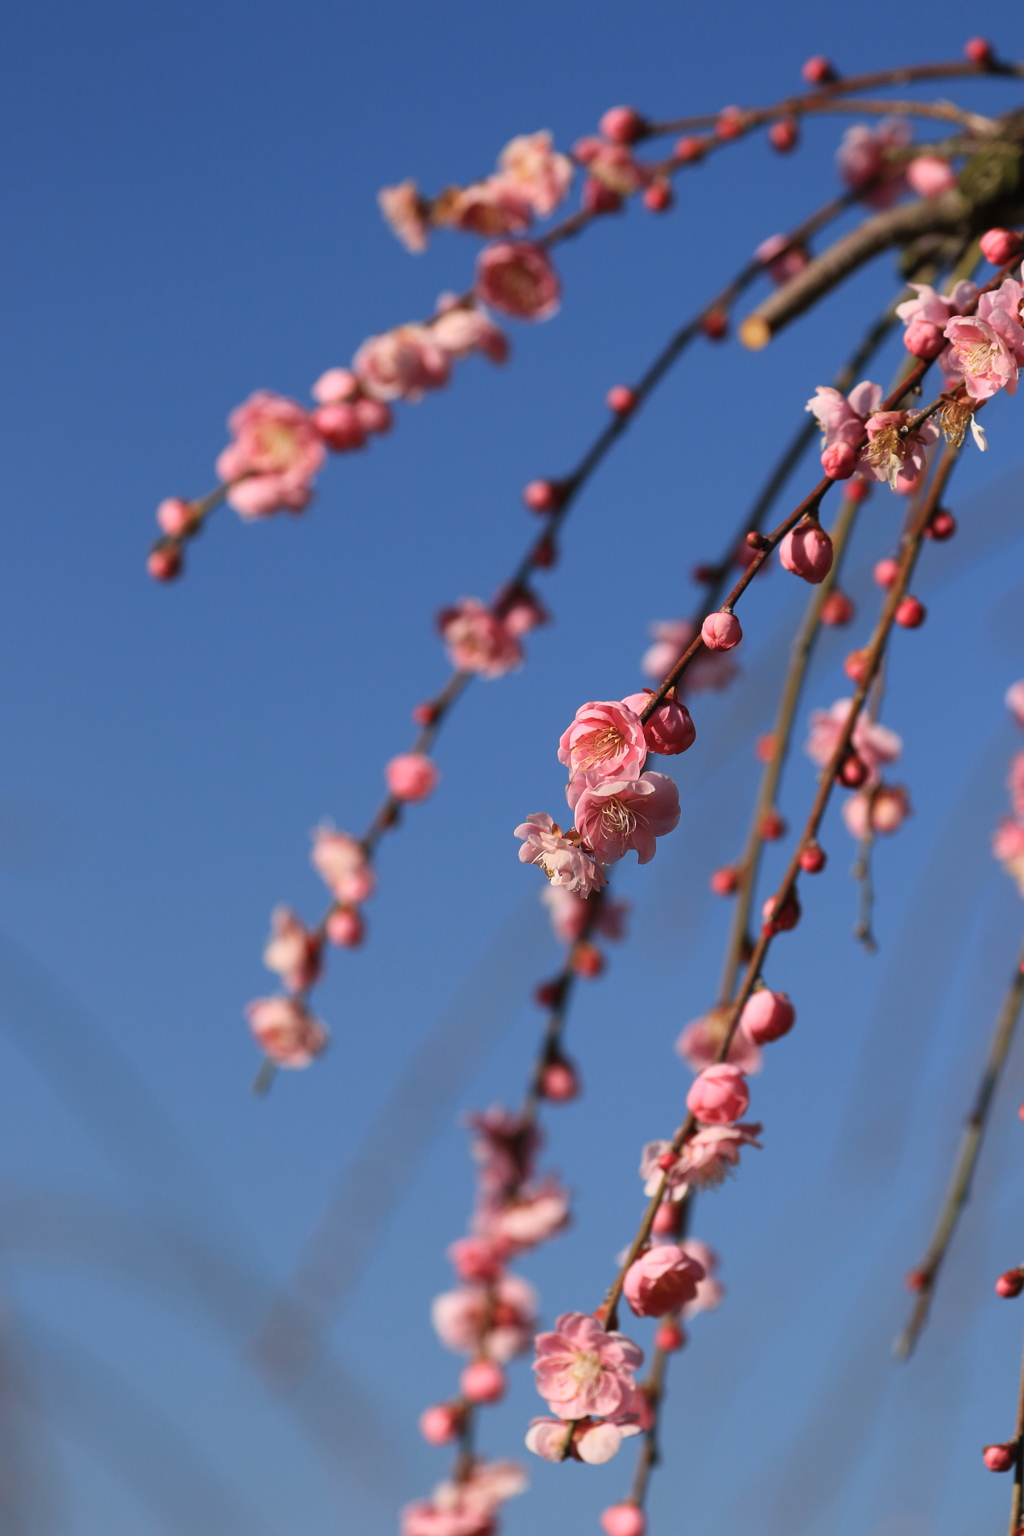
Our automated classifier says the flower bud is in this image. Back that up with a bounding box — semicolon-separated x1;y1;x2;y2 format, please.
522;478;561;514
996;1270;1024;1299
540;1059;579;1102
845;476;871;503
980;228;1022;266
838;754;869;788
821;441;856;479
326;907;364;947
716;107;745;141
710;866;739;897
741;988;795;1044
673;136;706;163
873;558;900;589
460;1359;506;1404
768;118;799;152
385;752;439;802
964;37;994;66
802;55;837;84
601;1505;646;1536
531;533;557;568
896;596;926;629
600;106;645;144
701;308;728;341
799;842;826;873
906;157;957;198
419;1404;463;1444
984;1443;1016;1473
353;397;392;434
147;544;182;582
779;521;834;583
606;385;639;416
654;1322;686;1352
904;1268;928;1293
843;648;871;684
534;978;566;1009
925;508;956;541
760;810;787;841
311;402;367;452
903;318;946;359
762;888;800;933
686;1063;750;1125
583;179;623;215
643;180;673;212
821;591;855;627
156;497;195;537
701;611;742;651
412;701;439;726
652;1200;683;1235
572;941;604;978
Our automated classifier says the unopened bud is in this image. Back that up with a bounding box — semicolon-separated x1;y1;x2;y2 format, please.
800;842;826;873
895;595;926;629
996;1270;1024;1299
710;866;739;897
572;941;604;978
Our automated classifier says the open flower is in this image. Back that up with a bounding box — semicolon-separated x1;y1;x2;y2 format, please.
862;407;940;490
532;1312;643;1420
475;241;561;320
515;813;607;896
558;700;647;782
440;177;535;237
498;130;574;216
245;996;328;1068
805;699;902;785
675;1123;763;1190
567;771;680;865
438;598;522;677
943;289;1024;401
430;299;510;364
216;392;326;517
310;826;375;903
353;325;451;402
379;179;430;252
432;1274;538;1362
675;1006;763;1074
262;906;322;992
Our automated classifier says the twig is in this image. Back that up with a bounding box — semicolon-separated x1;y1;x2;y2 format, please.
894;935;1024;1359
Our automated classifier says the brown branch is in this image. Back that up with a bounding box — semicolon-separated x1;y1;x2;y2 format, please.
894;935;1024;1359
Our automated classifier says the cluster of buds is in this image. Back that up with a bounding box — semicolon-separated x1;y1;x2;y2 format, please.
804;699;911;847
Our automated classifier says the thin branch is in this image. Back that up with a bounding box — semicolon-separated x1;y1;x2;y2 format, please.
894;935;1024;1359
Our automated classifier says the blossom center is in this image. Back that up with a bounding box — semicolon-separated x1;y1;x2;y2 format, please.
577;726;625;769
569;1350;603;1388
254;421;301;470
600;797;637;838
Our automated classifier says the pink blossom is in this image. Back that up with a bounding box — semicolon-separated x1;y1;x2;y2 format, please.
842;784;913;839
836;117;911;206
477;1176;571;1252
806;379;881;478
1007;680;1024;729
515;813;607;896
245;996;328;1069
378;180;430;252
621;691;696;755
943;293;1024;401
311;368;359;404
623;1244;705;1317
993;818;1024;894
642;619;738;696
430;301;510;364
497;131;574;217
779;521;834;583
353;326;451;402
443;177;534;237
262;906;321;992
701;611;742;651
466;1106;539;1197
805;699;902;786
568;771;680;865
532;1312;643;1420
678;1239;725;1318
558;700;647;782
675;1007;763;1074
895;279;978;330
585;143;652;196
448;1235;505;1284
386;752;439;801
216;392;326;518
674;1123;762;1190
310;826;375;903
907;155;957;197
755;233;810;286
686;1063;750;1124
438;598;522;677
541;885;629;944
739;989;795;1045
432;1274;538;1362
475;241;561;321
496;584;548;637
863;408;940;490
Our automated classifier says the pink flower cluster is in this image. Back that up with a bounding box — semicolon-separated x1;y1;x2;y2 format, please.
517;696;689;894
992;680;1024;894
401;1460;527;1536
807;380;939;491
417;1103;570;1489
379;130;574;253
527;1312;646;1463
805;699;911;843
896;265;1024;406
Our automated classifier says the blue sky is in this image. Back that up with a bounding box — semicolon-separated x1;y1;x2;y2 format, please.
2;2;1024;1532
